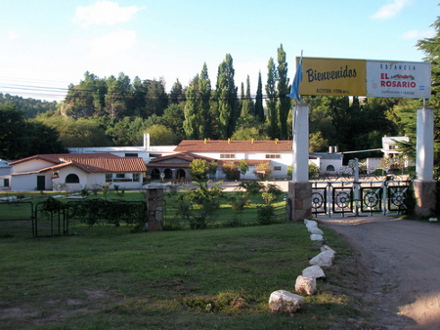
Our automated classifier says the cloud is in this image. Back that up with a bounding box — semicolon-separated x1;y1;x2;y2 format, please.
73;1;142;27
371;0;410;20
401;29;436;40
88;30;137;59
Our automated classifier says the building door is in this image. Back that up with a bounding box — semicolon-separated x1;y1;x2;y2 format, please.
37;176;45;191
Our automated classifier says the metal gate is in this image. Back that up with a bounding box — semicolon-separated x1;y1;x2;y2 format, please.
311;179;411;218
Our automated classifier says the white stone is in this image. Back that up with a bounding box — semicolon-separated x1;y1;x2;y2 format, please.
307;226;323;235
309;250;335;268
295;275;316;296
321;245;336;254
302;265;326;278
304;219;317;227
310;234;324;241
269;290;305;313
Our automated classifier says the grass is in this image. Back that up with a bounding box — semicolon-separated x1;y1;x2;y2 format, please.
0;218;361;329
0;190;287;237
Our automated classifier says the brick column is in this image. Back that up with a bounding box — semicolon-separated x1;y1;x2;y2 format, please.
145;186;164;231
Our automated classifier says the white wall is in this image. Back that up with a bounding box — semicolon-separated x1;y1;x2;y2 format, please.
10;173;53;191
12;159;54;174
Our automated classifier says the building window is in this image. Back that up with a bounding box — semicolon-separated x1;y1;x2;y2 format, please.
274;166;282;171
220;154;235;159
265;154;281;159
65;174;80;183
106;173;141;182
125;153;138;157
326;165;335;172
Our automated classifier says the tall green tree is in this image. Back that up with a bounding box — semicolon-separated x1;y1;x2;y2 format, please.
199;63;212;138
277;44;291;139
255;71;264;123
240;75;254;118
216;54;238;138
266;57;278;139
183;75;204;139
169;79;185;104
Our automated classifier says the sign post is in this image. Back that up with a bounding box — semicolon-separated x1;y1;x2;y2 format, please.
287;55;432;220
414;102;436;216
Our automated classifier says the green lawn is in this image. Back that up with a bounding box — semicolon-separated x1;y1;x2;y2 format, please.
0;189;364;328
0;217;361;329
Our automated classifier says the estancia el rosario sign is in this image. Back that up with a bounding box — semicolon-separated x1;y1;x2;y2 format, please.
366;60;430;99
298;57;431;99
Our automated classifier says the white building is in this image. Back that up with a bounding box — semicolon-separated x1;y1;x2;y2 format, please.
7;153;146;192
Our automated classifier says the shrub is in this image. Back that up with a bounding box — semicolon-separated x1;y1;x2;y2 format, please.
237;181;264;196
257;205;275;225
221;162;240;181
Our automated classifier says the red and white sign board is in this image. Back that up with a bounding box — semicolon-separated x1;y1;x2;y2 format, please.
366;60;431;99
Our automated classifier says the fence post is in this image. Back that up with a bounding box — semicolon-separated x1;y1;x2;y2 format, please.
145;185;164;231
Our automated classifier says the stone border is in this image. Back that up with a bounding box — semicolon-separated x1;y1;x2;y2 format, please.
269;219;336;313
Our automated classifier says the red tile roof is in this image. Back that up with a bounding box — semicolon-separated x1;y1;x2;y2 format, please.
41;158;146;173
10;153;146;173
9;153;120;166
174;140;292;152
148;152;216;164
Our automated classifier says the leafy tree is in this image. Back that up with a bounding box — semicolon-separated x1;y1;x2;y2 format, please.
277;44;291;139
106;116;149;146
0;93;57;119
237;160;249;176
144;78;168;117
37;115;110;148
309;162;320;179
231;127;268;140
221;162;240;181
254;162;272;180
145;124;179;145
0;105;65;159
266;57;278;139
104;74;130;119
62;71;107;118
189;159;207;181
161;104;185;139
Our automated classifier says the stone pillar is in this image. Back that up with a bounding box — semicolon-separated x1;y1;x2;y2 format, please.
288;181;312;221
289;104;312;221
145;186;164;231
414;106;436;217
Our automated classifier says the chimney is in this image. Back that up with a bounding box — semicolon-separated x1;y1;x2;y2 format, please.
228;138;231;144
143;133;150;151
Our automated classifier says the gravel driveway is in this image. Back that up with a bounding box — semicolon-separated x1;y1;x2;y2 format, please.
320;216;440;329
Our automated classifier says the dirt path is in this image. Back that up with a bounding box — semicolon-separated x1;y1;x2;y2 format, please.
320;216;440;329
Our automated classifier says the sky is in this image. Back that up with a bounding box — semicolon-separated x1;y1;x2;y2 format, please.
0;0;438;101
